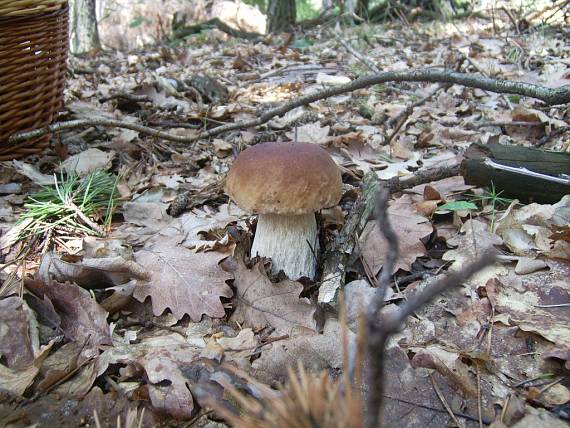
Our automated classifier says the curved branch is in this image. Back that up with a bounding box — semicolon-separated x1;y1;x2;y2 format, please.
7;118;199;145
200;68;570;139
8;68;570;145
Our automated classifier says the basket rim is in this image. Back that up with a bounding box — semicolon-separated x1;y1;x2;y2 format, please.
0;0;66;17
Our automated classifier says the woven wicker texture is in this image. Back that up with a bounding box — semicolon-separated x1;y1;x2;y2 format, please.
0;0;66;17
0;5;68;160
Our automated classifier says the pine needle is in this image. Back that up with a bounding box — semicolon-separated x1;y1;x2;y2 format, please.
18;170;120;241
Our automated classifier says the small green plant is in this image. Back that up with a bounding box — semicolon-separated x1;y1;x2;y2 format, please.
435;200;478;214
129;16;150;28
505;46;522;64
508;95;521;104
377;153;394;163
19;170;120;240
469;183;515;231
290;37;313;49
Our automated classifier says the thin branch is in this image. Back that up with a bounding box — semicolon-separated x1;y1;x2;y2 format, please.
385;82;447;144
536;125;570;147
430;374;465;428
98;93;152;104
384;395;492;424
9;68;570;145
386;164;461;194
65;201;105;236
476;363;483;428
385;251;496;330
333;31;381;73
199;68;570;139
318;172;379;304
364;189;497;428
470;120;544;129
373;187;399;302
8;118;200;145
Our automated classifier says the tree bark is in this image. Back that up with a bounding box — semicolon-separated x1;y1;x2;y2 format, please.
267;0;296;33
461;142;570;204
69;0;101;55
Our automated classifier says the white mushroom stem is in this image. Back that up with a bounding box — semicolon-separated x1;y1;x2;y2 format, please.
251;213;318;279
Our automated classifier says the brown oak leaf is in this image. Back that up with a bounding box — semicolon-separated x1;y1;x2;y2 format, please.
133;236;233;321
360;195;433;274
223;259;317;334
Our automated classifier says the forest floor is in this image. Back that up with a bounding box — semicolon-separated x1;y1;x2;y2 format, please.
1;11;569;428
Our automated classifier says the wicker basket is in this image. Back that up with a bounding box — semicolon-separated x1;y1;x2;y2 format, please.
0;0;66;17
0;2;68;160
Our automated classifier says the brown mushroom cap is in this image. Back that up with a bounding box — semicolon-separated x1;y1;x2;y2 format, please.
226;142;342;215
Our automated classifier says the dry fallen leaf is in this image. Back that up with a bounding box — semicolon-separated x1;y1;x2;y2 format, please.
25;279;112;351
410;175;473;201
496;197;570;261
382;345;493;427
285;122;330;144
0;362;43;396
61;148;115;176
38;251;149;289
251;317;351;384
138;349;195;419
217;328;258;363
223;258;317;334
0;298;53;396
486;270;570;347
410;344;478;397
0;298;54;396
133;236;233;321
442;219;504;288
360;195;433;275
0;297;37;370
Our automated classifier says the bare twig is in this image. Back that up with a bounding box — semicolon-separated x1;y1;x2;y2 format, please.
66;201;105;236
542;0;570;24
386;164;461;193
385;395;491;424
223;334;289;353
386;55;468;143
9;68;570;146
200;68;569;140
333;31;381;73
476;363;483;428
364;188;496;428
98;93;152;104
455;49;514;109
373;187;399;301
318;172;379;304
8;118;200;145
430;374;465;428
536;125;570;147
387;83;448;130
470;120;545;129
146;121;201;129
527;0;570;23
500;394;511;423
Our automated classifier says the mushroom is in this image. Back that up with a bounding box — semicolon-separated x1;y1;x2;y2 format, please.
225;142;342;279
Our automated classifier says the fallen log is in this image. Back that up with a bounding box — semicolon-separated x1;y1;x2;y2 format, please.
461;142;570;204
